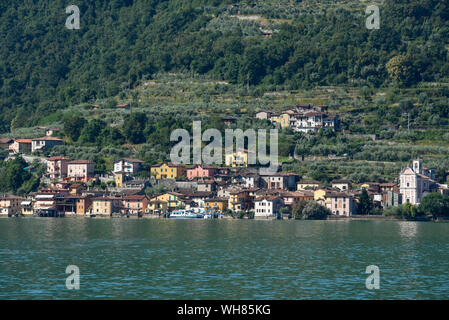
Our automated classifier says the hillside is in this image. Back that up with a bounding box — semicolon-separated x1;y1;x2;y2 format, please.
1;0;449;133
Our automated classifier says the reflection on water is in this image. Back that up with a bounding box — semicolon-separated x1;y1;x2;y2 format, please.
0;218;448;299
399;222;418;240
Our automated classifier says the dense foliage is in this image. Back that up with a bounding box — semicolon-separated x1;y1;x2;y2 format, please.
1;0;448;133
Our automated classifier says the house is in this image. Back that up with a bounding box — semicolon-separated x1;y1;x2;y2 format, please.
9;139;32;154
69;183;84;195
74;195;93;215
197;181;217;192
67;160;95;181
91;197;122;216
151;163;185;180
326;192;356;216
32;193;58;216
260;172;299;191
113;158;144;174
225;149;250;168
177;190;213;208
204;198;228;212
187;164;216;180
122;195;149;215
31;137;63;153
254;196;284;218
281;191;314;207
0;138;13;150
255;111;274;120
152;192;185;210
331;179;352;191
0;196;23;215
21;200;33;215
297;180;322;191
148;199;168;215
228;189;251;211
46;157;70;179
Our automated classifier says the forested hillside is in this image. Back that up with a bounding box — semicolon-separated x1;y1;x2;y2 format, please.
1;0;448;133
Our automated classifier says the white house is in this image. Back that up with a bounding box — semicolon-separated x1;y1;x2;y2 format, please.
254;196;284;218
113;158;144;174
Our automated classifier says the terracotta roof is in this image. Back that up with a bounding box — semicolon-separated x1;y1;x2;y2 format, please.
32;137;63;141
15;139;32;143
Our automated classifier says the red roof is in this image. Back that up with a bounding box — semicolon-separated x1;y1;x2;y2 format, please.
48;157;69;161
15;139;32;143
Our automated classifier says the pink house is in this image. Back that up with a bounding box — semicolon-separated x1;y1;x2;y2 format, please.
326;192;355;216
47;157;70;179
186;164;216;180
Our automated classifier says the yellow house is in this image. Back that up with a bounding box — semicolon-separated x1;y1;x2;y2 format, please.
205;198;228;212
314;189;331;206
21;200;33;215
115;172;124;188
152;192;184;209
148;200;168;214
297;180;322;191
270;112;291;129
151;163;185;180
91;197;121;216
278;113;291;129
225;150;249;168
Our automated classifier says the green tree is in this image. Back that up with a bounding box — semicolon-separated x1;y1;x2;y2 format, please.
358;188;373;215
418;193;449;219
64;115;87;141
122;113;148;144
301;201;330;220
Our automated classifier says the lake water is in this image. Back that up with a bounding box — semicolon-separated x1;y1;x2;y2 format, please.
0;217;448;299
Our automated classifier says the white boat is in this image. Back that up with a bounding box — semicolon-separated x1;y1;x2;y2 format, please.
169;209;203;219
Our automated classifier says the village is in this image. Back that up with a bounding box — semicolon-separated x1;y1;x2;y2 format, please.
0;104;448;219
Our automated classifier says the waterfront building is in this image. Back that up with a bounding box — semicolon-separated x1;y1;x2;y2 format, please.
122;195;149;215
204;198;228;212
91;197;122;216
21;200;33;215
326;192;355;216
254;196;284;218
148;200;168;215
0;196;24;215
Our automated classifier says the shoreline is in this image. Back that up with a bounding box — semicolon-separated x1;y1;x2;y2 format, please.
1;214;446;223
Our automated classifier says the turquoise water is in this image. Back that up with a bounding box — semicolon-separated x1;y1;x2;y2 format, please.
0;218;448;299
